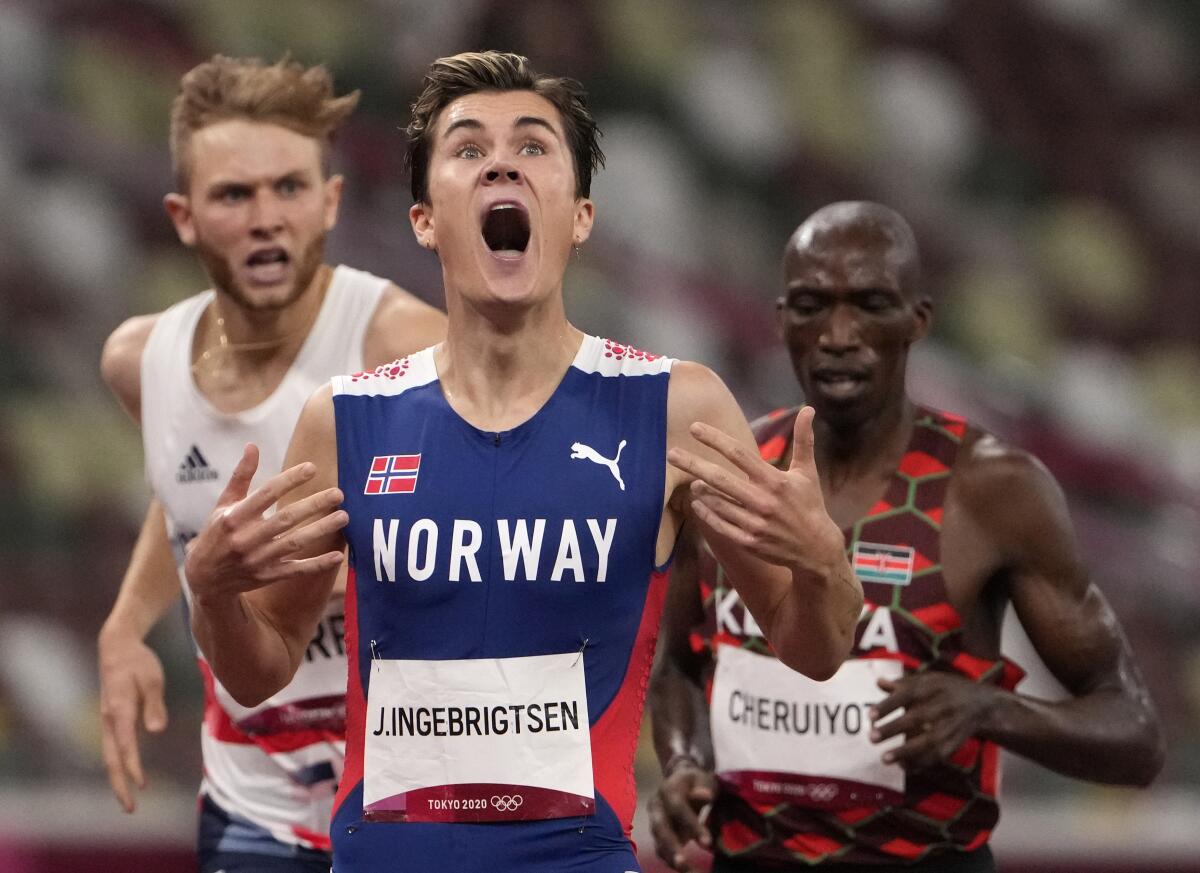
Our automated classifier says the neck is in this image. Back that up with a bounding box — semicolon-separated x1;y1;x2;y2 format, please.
814;396;916;488
435;288;581;428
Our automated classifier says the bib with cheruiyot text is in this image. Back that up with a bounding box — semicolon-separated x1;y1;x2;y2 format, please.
363;652;595;823
710;645;905;810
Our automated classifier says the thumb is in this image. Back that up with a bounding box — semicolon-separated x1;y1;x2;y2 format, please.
143;689;168;733
788;406;817;475
215;443;260;508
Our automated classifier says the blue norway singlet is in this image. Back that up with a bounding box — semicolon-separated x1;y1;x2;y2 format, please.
330;335;675;872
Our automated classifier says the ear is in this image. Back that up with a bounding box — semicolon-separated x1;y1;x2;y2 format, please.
163;193;196;247
775;296;788;340
910;295;933;343
409;200;436;252
323;174;344;232
571;198;595;246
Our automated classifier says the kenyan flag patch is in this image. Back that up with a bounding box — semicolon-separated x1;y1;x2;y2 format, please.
852;542;915;586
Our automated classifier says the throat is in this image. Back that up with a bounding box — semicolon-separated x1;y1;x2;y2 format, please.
435;326;583;432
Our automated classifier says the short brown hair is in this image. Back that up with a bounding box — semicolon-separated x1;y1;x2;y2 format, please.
169;55;360;189
405;51;604;204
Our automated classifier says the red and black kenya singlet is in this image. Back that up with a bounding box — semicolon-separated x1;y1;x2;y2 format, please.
693;406;1024;866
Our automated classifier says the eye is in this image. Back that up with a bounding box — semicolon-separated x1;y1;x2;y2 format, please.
217;187;249;204
456;143;483;159
859;292;896;313
276;177;303;197
520;141;546;156
786;294;824;316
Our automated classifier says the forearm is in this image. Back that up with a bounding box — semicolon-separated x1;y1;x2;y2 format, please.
190;593;300;707
100;500;182;644
759;551;861;680
649;659;713;773
982;687;1164;786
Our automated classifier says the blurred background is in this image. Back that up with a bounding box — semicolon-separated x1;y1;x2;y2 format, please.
0;0;1197;870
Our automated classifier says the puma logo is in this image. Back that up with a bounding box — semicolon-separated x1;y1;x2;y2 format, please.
570;440;627;491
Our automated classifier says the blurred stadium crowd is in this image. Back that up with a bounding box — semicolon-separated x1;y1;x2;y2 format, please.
0;0;1198;865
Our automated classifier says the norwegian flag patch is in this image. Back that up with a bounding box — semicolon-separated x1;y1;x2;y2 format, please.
852;541;915;586
364;454;421;495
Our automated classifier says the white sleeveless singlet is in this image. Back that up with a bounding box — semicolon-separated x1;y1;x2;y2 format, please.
141;265;387;853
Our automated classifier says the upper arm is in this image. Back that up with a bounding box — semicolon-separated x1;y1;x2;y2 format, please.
100;314;158;423
249;384;343;645
665;361;757;513
362;284;447;369
960;441;1140;697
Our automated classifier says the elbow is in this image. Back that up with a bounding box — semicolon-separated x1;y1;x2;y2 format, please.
778;643;847;682
222;671;287;709
1130;723;1167;788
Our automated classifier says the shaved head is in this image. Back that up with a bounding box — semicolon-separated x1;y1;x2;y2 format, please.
786;201;922;295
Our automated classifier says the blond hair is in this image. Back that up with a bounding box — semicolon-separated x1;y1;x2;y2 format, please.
169;55;360;188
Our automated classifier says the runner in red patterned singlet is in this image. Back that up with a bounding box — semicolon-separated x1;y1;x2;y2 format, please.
648;201;1164;872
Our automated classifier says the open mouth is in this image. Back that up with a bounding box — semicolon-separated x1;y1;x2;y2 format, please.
812;367;869;398
481;204;530;257
244;246;290;284
247;246;289;268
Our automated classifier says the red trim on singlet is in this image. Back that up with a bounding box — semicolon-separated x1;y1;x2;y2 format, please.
291;824;333;852
589;567;670;842
197;660;254;746
196;660;342;753
334;565;365;818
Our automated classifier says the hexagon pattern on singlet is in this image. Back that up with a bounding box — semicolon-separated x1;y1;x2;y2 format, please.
693;407;1024;867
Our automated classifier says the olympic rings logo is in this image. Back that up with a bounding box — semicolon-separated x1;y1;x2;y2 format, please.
490;794;524;812
805;783;839;803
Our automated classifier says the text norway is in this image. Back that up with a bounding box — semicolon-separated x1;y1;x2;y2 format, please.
373;518;618;583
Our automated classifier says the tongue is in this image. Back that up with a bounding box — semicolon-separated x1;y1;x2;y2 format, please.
483;208;529;255
246;256;289;284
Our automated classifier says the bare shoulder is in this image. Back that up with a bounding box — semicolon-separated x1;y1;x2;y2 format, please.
666;360;740;428
283;383;339;494
952;431;1072;553
100;313;160;421
363;283;447;368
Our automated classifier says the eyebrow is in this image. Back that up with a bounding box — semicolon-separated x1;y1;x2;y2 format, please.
441;115;562;141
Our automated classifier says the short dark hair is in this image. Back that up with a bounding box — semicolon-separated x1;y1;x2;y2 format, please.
405;51;604;204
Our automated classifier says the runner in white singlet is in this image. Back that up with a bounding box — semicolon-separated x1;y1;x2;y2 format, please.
97;56;445;873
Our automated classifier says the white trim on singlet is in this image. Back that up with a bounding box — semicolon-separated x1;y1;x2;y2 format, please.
332;334;673;399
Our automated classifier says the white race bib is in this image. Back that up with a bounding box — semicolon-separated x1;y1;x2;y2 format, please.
363;652;595;823
711;645;905;810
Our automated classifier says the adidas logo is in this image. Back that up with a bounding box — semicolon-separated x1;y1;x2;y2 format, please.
176;445;219;484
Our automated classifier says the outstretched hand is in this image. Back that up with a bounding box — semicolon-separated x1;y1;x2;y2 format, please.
183;444;348;605
667;407;842;571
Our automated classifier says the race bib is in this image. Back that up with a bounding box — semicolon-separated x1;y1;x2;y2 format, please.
363;652;595;823
711;645;905;810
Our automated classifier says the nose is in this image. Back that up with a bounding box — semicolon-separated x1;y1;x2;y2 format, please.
483;159;522;185
818;302;861;354
249;190;284;238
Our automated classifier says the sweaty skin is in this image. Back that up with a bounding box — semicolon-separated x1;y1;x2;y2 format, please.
647;201;1164;872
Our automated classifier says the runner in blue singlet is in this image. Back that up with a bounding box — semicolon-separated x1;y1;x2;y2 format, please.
177;51;866;873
